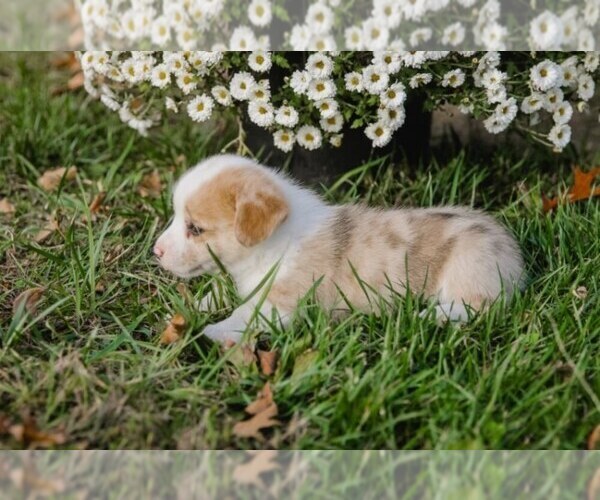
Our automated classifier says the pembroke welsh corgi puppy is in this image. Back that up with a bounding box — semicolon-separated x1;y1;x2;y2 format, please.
154;155;524;343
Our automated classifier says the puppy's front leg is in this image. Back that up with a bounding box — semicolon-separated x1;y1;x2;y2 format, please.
202;301;289;344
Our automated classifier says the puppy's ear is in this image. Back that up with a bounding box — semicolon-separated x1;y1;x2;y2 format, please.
234;172;289;247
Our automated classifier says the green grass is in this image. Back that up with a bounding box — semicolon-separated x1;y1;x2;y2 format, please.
0;54;599;450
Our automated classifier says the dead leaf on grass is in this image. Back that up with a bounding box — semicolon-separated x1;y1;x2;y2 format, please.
138;170;163;198
33;217;60;243
160;313;186;345
227;343;258;369
257;349;279;376
9;462;66;496
232;450;279;488
37;167;77;192
12;287;45;316
0;198;16;217
573;286;588;300
9;416;66;449
89;192;106;215
543;166;600;212
233;382;280;440
588;425;600;450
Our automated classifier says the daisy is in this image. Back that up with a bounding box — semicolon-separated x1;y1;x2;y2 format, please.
486;85;507;104
289;70;310;95
543;87;564;111
297;125;323;150
553;101;573;125
305;3;334;34
362;18;390;51
248;101;274;127
441;69;466;88
101;94;121;111
560;57;579;89
362;65;390;94
344;72;364;92
409;28;433;47
165;52;189;75
530;10;563;50
380;82;406;108
248;0;272;27
483;114;508;134
121;58;144;83
344;26;364;50
481;68;506;90
165;97;178;113
365;121;393;148
307;78;336;100
330;134;344;148
409;73;432;88
495;97;518;124
275;106;299;128
230;72;256;100
520;93;544;114
577;74;595;101
250;81;271;102
151;16;171;46
441;22;466;46
290;24;310;50
176;72;197;94
306;53;334;79
530;61;563;91
372;52;402;74
584;52;599;72
273;130;295;152
187;95;214;122
320;113;344;133
378;106;406;129
548;123;571;150
372;0;402;29
229;26;257;51
248;51;272;73
316;98;339;119
211;85;233;106
150;64;171;89
308;35;337;51
401;51;427;68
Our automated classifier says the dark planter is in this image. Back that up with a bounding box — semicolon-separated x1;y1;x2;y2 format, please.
245;94;432;186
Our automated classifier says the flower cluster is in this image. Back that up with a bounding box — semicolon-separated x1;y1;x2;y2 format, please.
78;0;600;51
81;50;600;152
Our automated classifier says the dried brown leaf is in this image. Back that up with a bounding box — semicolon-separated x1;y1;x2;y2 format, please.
68;28;84;49
37;166;77;192
138;170;163;198
34;217;59;243
227;343;258;369
233;383;280;440
160;313;186;345
257;349;279;376
10;466;66;496
0;198;16;216
68;72;85;91
573;286;588;300
13;287;45;316
232;450;279;488
9;416;66;449
588;468;600;500
543;166;600;212
245;382;274;415
588;425;600;450
89;192;106;214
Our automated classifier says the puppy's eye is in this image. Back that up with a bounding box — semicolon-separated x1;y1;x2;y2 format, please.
186;223;205;237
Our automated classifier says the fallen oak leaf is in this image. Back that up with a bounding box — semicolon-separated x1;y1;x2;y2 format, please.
257;349;279;376
233;382;280;440
138;170;163;198
226;343;258;369
33;217;60;243
37;166;77;192
9;416;66;449
588;424;600;450
89;192;106;214
160;313;186;345
0;198;16;216
543;166;600;212
245;381;274;415
232;450;279;489
12;287;45;316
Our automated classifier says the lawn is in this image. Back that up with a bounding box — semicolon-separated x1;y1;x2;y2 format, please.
0;53;599;450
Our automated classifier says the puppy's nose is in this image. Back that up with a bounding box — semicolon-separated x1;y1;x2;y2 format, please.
153;244;165;258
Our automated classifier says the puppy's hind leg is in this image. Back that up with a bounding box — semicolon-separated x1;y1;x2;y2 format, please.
419;302;472;326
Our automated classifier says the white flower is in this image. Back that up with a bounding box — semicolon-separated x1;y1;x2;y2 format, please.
544;87;564;112
275;106;299;127
211;85;233;106
481;68;506;90
486;85;507;104
101;94;121;111
441;69;466;88
230;26;257;51
553;101;573;125
187;95;214;122
409;28;432;47
441;22;466;46
560;57;579;89
248;100;274;127
248;51;272;72
577;73;595;101
307;78;336;100
230;72;256;100
530;61;563;91
560;6;579;46
297;125;323;150
316;98;339;119
481;22;508;50
273;129;295;152
251;80;271;102
578;29;595;51
402;0;428;21
372;0;402;29
584;52;600;72
121;58;144;83
409;73;432;88
330;134;344;148
362;65;390;94
248;0;272;27
290;70;310;95
377;106;406;129
548;123;571;150
521;93;544;114
345;26;364;50
530;11;563;50
372;51;402;74
362;18;390;51
306;53;334;78
305;3;334;34
290;24;310;50
380;82;406;107
165;52;189;75
165;97;178;113
176;72;197;94
344;72;363;92
401;52;427;68
494;97;518;124
308;34;337;51
365;121;393;148
583;0;600;26
483;114;508;134
320;113;344;133
151;16;171;46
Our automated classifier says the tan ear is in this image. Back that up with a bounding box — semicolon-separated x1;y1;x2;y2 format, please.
234;172;289;247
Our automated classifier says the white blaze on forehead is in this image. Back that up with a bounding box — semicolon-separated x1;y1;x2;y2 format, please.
172;154;258;213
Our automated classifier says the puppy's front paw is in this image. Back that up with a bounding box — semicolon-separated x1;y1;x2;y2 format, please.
202;322;242;344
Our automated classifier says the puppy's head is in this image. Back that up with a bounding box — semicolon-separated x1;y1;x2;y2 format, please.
154;156;289;279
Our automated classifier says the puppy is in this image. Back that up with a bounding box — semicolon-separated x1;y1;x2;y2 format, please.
154;155;525;343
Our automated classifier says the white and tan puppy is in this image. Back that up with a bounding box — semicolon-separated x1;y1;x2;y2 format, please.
154;155;525;343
